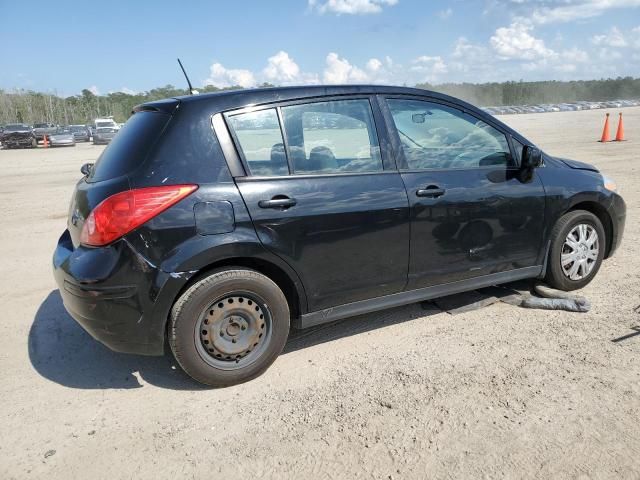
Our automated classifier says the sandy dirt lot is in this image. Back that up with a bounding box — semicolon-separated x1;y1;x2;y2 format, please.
1;108;639;479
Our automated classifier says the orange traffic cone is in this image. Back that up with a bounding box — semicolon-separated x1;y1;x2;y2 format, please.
614;112;626;141
599;113;611;142
43;134;49;148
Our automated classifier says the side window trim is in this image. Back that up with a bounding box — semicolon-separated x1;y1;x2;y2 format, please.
211;113;246;177
221;95;393;178
275;107;294;174
379;95;518;172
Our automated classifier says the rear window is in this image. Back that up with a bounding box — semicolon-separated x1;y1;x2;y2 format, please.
88;111;170;183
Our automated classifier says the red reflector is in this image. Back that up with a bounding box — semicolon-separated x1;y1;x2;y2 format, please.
80;184;198;246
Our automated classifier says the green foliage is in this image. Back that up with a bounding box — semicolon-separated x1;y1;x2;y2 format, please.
0;84;243;125
1;77;639;126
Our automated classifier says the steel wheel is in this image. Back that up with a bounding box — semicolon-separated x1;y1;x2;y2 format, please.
194;293;272;371
561;223;599;280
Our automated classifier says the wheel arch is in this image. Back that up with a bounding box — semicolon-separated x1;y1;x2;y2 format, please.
566;201;614;258
164;256;307;340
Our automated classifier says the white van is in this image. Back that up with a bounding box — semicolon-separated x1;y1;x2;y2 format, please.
94;117;119;130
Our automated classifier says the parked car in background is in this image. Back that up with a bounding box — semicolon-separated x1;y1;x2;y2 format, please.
33;122;57;141
49;127;76;147
70;125;91;142
94;117;119;130
1;123;37;148
52;85;626;387
92;126;117;144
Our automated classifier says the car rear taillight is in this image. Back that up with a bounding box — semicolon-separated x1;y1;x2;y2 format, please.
80;184;198;247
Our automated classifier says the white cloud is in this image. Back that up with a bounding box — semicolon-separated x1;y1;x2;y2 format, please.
120;87;137;95
437;7;453;19
410;56;448;83
592;26;627;47
632;26;640;48
598;47;623;59
323;52;371;83
263;51;301;83
205;63;256;88
309;0;398;15
504;0;640;25
262;51;320;85
561;47;589;62
87;85;100;95
452;37;488;60
490;22;556;60
366;58;383;72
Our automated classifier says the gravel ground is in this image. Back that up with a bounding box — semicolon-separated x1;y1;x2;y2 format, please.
1;108;639;479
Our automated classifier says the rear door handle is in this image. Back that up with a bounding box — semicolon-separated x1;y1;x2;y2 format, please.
416;186;446;198
258;197;297;209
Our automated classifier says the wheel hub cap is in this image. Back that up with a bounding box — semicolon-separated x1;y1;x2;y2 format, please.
197;295;269;367
561;223;599;281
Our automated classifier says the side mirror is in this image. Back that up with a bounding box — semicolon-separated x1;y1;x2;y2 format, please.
80;163;94;176
521;145;543;169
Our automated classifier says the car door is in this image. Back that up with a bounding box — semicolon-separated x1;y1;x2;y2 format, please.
379;96;546;290
224;97;410;312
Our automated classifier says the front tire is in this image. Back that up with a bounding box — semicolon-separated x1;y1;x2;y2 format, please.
545;210;605;291
169;268;290;387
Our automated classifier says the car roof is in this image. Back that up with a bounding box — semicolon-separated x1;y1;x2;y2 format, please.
177;84;458;106
137;84;481;115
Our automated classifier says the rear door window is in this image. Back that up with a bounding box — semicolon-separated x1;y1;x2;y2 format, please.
281;99;382;174
226;108;288;176
88;111;170;182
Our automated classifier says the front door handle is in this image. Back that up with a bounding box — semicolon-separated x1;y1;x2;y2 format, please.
416;185;446;198
258;197;297;209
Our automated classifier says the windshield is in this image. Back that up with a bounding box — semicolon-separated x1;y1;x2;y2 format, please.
97;127;116;133
96;121;115;128
70;126;86;132
54;128;72;134
5;124;30;131
33;123;48;128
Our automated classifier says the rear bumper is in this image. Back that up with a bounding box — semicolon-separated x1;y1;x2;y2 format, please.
52;230;191;355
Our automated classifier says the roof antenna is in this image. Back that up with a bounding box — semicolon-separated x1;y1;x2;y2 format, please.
177;58;198;95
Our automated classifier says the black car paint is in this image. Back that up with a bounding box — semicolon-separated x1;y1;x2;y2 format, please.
52;85;626;356
1;125;36;148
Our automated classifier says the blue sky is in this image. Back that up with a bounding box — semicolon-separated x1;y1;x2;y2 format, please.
1;0;639;95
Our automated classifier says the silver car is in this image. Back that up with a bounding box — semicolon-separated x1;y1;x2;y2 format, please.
49;127;76;147
93;127;117;145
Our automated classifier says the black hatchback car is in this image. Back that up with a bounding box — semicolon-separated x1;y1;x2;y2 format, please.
53;85;625;386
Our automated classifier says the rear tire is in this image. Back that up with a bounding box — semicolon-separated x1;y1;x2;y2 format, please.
545;210;605;291
169;268;290;387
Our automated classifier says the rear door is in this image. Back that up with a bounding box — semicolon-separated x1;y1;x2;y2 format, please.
225;97;410;312
379;96;546;289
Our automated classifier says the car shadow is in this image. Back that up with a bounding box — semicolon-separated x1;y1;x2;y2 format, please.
29;290;206;390
29;290;452;390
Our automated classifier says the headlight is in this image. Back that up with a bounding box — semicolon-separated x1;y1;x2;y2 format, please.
602;175;617;192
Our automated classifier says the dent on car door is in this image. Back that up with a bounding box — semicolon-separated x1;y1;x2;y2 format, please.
380;96;546;289
225;98;410;312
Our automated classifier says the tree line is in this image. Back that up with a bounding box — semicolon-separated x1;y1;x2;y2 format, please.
416;76;640;107
1;77;639;126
